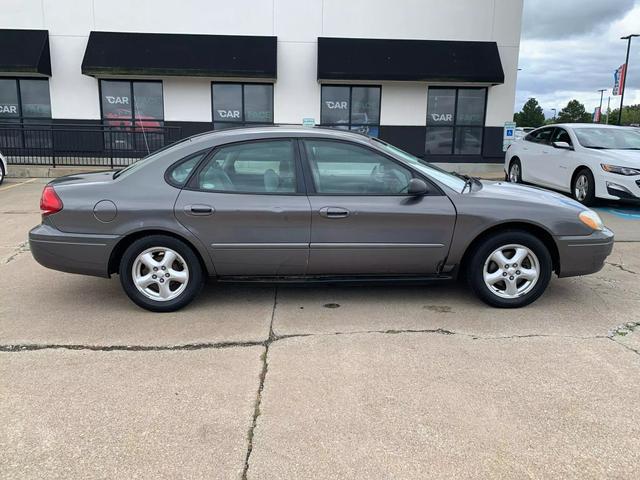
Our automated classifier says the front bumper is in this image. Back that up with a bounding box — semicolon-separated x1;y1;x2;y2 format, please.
555;228;615;278
29;223;119;278
596;172;640;201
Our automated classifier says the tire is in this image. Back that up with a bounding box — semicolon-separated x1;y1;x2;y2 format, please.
508;159;522;183
0;163;4;186
119;235;204;312
571;168;596;206
467;231;552;308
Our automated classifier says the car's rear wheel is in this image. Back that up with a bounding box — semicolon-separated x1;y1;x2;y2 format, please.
467;231;552;308
0;163;4;185
572;168;596;206
508;159;522;183
119;235;204;312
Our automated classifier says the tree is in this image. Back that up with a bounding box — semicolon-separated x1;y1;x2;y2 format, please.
556;99;592;123
513;98;545;128
607;104;640;125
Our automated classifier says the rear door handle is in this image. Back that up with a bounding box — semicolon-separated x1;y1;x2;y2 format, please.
185;204;214;216
319;206;350;219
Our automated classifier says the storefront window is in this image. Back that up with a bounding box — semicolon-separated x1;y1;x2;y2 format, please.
426;87;486;156
100;80;164;151
321;85;381;137
212;83;273;128
0;78;51;149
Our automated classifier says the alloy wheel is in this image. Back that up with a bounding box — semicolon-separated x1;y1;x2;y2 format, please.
482;244;540;299
574;174;589;202
131;247;189;301
509;163;520;182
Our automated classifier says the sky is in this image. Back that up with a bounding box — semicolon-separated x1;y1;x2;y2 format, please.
516;0;640;118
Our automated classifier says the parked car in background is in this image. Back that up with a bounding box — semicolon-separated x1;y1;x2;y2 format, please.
514;127;534;140
0;150;7;185
506;124;640;205
30;126;613;312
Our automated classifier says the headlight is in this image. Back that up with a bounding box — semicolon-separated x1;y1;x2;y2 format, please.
578;210;604;231
601;164;640;176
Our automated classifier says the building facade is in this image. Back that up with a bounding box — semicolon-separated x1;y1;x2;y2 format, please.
0;0;523;165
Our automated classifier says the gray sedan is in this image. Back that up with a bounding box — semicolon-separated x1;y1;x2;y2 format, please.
30;126;614;311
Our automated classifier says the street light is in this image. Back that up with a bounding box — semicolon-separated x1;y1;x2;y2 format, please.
618;34;639;125
597;89;606;123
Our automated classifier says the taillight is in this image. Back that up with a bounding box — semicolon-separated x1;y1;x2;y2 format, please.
40;185;63;216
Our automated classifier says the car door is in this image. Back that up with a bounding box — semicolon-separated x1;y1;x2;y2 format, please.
520;127;554;185
538;127;574;192
174;138;311;276
300;138;456;275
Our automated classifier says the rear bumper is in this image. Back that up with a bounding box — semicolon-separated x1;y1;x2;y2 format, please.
555;228;615;278
29;224;119;278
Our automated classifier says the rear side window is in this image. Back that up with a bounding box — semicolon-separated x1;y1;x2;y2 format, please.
166;151;208;187
193;139;297;194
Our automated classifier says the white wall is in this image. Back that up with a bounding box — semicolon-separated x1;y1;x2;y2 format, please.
0;0;523;127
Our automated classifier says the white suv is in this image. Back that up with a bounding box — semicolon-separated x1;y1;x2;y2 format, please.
505;123;640;205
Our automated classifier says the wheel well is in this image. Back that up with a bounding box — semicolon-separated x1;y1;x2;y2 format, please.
459;222;560;275
108;229;208;276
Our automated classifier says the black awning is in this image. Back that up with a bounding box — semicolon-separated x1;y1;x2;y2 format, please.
82;31;277;78
0;29;51;76
318;37;504;84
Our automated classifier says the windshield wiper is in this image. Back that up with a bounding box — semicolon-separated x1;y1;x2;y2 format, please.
452;172;475;193
112;168;124;179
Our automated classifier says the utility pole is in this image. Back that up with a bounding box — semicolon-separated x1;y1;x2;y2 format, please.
597;89;606;123
618;34;639;125
606;96;611;124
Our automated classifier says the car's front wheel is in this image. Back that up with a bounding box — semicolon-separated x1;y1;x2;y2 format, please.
467;231;552;308
119;235;204;312
508;159;522;183
0;163;4;185
572;168;596;206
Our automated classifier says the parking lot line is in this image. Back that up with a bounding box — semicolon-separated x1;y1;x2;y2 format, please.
0;178;38;192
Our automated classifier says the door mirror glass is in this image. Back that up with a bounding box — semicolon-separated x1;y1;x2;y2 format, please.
407;178;428;196
552;141;572;150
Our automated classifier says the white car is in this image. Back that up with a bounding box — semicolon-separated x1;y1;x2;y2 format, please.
0;151;6;186
505;123;640;205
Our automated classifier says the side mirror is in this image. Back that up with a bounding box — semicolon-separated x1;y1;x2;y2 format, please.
552;141;573;150
407;178;428;196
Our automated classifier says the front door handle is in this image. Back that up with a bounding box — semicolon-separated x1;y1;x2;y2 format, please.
185;204;214;216
319;206;350;219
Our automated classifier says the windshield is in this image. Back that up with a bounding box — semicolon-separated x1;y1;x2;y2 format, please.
573;127;640;150
373;139;467;192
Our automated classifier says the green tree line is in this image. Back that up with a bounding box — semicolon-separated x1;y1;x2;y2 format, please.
513;98;640;127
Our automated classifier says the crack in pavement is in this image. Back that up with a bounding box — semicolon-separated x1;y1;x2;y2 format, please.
242;286;277;480
0;328;620;353
605;261;638;275
2;241;30;265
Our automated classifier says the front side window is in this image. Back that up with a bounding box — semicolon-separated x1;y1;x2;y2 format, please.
551;128;572;146
321;85;381;137
426;88;486;155
303;139;412;195
211;83;273;129
194;140;296;193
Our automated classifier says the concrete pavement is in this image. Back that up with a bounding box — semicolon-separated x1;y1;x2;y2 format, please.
1;177;639;479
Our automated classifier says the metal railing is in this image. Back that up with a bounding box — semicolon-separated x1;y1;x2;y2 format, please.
0;122;183;168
